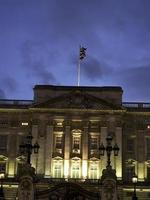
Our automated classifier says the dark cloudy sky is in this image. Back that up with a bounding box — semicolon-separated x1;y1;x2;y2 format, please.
0;0;150;102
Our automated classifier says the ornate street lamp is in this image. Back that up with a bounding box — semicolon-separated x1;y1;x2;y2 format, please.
132;173;138;200
19;131;40;165
0;173;4;200
99;134;119;168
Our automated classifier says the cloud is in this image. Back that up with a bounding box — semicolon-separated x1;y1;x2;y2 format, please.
82;57;112;81
0;89;6;99
21;40;58;84
31;61;56;84
1;0;150;100
116;66;150;101
1;77;18;92
0;77;17;99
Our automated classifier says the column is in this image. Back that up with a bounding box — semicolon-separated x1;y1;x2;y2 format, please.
64;121;71;179
7;132;16;177
82;123;88;179
44;124;54;177
115;127;122;180
137;131;145;181
100;127;107;176
36;122;45;175
31;125;38;171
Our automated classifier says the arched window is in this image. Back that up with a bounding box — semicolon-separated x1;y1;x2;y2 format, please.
125;159;136;182
71;158;81;179
89;160;99;179
52;157;63;178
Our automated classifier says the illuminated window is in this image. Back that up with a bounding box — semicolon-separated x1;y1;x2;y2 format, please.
72;130;81;154
56;122;63;126
0;135;7;152
71;159;80;178
55;136;62;149
72;137;81;153
54;164;61;178
53;160;63;178
89;162;98;179
73;137;80;149
21;122;28;126
91;137;98;150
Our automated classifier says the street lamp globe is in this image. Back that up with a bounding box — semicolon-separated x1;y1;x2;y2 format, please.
113;143;120;156
132;174;138;184
0;173;4;180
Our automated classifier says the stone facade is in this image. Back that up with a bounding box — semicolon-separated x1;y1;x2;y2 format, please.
0;85;149;199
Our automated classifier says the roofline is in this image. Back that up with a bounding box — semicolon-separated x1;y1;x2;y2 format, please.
33;85;123;92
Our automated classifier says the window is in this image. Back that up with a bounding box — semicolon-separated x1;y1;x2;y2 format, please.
126;166;135;182
0;163;6;173
53;160;63;178
73;137;80;149
127;138;135;152
71;159;80;178
91;137;98;150
72;137;80;153
0;135;7;152
55;136;62;149
89;162;98;179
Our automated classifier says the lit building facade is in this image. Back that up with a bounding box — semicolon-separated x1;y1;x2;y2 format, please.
0;85;150;199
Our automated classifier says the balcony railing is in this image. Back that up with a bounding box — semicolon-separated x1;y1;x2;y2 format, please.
122;102;150;109
0;99;33;106
0;99;150;109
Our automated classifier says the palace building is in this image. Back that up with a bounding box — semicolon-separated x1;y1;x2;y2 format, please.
0;84;150;199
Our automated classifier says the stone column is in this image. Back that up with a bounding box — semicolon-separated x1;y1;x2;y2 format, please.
7;132;16;177
137;131;145;181
82;122;89;179
64;121;71;179
45;124;54;177
115;127;122;180
36;121;45;175
100;127;108;177
31;125;38;171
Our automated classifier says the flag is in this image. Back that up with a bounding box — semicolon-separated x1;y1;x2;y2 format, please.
80;46;86;60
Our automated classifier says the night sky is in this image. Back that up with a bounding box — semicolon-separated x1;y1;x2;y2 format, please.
0;0;150;102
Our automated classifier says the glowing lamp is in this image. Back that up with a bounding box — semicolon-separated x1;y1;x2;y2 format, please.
113;143;120;156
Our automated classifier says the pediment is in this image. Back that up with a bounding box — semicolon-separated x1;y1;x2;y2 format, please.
32;90;122;110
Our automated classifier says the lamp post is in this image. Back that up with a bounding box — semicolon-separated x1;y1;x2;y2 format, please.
19;131;40;165
99;134;119;168
132;173;138;200
0;173;4;200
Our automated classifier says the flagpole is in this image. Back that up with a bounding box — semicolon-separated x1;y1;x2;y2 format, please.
77;45;86;87
77;55;81;86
